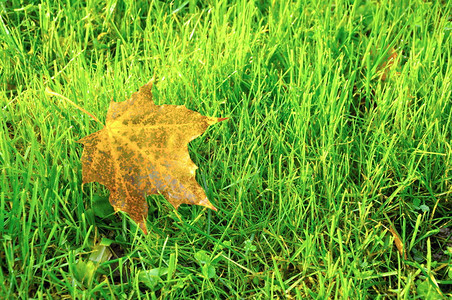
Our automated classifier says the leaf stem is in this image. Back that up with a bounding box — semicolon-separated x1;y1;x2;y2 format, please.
45;87;103;125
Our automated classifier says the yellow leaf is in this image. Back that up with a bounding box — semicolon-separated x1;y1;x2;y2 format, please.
78;82;226;234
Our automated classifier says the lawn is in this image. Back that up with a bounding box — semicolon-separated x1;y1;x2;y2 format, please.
1;0;451;298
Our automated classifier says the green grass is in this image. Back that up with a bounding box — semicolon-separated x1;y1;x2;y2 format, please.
1;0;451;298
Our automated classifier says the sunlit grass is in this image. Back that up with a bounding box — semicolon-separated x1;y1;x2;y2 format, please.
1;0;451;298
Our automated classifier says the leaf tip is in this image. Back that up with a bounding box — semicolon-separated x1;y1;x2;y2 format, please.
201;199;217;212
206;116;228;126
140;81;154;93
138;221;148;235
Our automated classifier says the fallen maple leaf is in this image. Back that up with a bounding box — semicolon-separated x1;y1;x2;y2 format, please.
78;82;226;234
